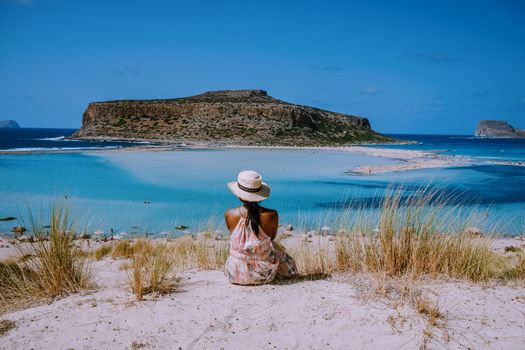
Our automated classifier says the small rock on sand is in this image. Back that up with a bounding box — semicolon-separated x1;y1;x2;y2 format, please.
464;226;482;236
11;226;26;234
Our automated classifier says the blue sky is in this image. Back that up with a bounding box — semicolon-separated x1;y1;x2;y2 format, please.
1;0;524;134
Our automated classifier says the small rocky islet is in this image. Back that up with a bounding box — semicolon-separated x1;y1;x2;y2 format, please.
475;120;525;138
72;89;395;146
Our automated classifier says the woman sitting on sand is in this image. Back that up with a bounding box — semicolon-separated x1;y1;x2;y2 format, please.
224;170;298;285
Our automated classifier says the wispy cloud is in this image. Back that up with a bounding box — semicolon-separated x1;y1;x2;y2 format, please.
401;52;460;63
110;66;141;75
427;102;447;108
466;90;489;98
360;87;382;95
520;97;525;103
308;62;343;72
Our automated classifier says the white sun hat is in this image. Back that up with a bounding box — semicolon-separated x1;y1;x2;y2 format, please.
228;170;270;202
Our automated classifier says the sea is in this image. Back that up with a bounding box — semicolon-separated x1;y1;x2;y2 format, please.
1;128;524;236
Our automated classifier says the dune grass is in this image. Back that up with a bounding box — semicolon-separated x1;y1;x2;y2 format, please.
90;235;227;300
128;239;180;301
89;185;522;284
0;207;93;311
290;187;520;282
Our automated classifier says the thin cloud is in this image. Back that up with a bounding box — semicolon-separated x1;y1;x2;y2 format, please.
520;97;525;103
401;52;460;63
308;62;343;72
110;66;141;75
360;87;382;95
427;102;447;108
467;90;489;98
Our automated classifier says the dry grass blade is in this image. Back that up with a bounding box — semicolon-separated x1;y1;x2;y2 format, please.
128;240;180;301
327;187;516;282
0;319;16;336
0;206;93;311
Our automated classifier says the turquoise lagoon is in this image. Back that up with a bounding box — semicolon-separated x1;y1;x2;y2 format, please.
1;146;524;236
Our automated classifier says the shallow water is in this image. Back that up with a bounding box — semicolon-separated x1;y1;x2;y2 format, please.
1;145;524;235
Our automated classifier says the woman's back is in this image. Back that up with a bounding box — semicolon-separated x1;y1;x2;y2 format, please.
224;170;298;285
224;206;278;239
225;207;280;285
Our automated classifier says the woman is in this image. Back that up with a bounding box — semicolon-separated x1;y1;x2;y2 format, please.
224;170;298;285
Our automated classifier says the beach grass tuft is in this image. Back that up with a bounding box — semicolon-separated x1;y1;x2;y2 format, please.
0;206;93;311
128;239;179;301
111;240;134;259
93;245;112;260
292;187;519;282
0;319;16;336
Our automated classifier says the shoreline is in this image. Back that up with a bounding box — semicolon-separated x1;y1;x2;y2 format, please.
0;139;472;176
0;138;522;176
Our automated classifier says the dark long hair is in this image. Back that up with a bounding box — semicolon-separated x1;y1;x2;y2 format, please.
243;201;261;236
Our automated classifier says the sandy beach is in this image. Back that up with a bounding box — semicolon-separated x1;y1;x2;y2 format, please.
1;235;524;350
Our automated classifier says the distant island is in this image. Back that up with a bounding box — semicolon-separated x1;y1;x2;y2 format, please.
0;120;20;128
72;90;394;146
475;120;525;138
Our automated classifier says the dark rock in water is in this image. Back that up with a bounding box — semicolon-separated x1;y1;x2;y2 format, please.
72;89;395;146
475;120;525;138
11;226;26;234
0;217;16;221
0;120;20;128
175;225;189;230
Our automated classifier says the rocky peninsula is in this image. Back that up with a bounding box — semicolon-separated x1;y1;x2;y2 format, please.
0;120;20;128
73;90;393;146
475;120;525;138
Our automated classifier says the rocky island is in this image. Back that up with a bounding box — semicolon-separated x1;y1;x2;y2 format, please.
475;120;525;138
0;120;20;128
73;90;393;146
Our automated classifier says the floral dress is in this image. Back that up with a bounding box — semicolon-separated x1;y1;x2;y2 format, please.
225;216;298;285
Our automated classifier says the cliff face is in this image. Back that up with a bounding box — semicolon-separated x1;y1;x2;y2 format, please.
0;120;20;128
475;120;525;138
73;90;393;146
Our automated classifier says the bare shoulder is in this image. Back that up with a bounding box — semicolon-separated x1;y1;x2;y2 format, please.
259;206;277;216
224;207;240;231
224;207;239;219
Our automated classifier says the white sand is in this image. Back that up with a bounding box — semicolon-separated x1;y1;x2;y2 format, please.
1;237;525;349
336;146;470;175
